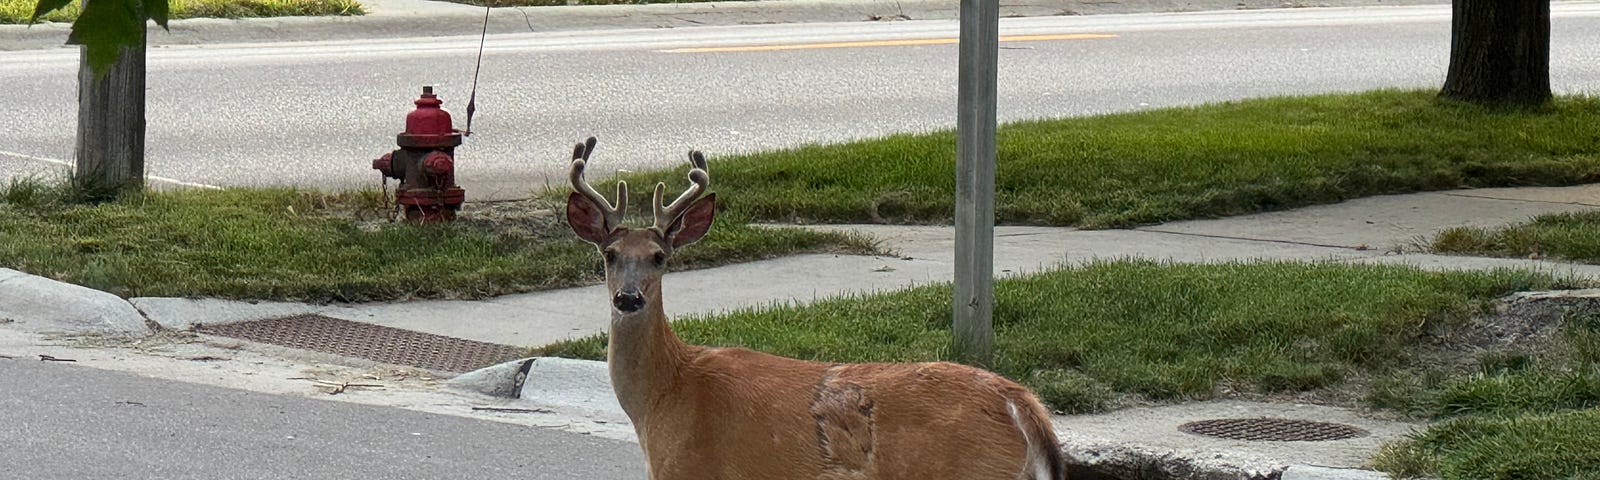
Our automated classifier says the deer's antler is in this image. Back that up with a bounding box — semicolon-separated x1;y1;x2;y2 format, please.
653;150;710;231
569;137;627;231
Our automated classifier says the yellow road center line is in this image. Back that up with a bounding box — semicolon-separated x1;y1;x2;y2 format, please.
662;33;1116;53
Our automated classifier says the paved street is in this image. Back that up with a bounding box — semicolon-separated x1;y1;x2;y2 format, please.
0;358;645;479
5;3;1598;198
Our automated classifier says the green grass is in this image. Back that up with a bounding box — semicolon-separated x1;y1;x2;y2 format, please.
1369;304;1600;479
3;0;363;24
535;260;1570;414
1433;210;1600;263
1374;409;1600;480
1368;364;1600;421
1367;308;1600;418
587;90;1600;228
0;181;875;302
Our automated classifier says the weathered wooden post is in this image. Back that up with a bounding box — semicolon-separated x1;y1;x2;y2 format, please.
953;0;999;366
74;0;148;197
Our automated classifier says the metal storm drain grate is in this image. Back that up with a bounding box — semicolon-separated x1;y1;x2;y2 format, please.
1178;418;1368;442
196;314;524;373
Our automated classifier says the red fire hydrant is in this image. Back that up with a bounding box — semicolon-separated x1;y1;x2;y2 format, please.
372;86;466;223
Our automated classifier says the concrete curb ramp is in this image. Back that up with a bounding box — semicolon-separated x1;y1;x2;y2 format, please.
0;268;149;337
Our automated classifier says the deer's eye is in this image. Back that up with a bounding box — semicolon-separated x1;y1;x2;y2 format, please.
603;250;618;264
653;252;667;266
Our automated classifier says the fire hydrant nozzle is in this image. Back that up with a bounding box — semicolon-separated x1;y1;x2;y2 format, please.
373;86;467;223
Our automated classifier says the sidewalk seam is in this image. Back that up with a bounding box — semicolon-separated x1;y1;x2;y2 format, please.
1132;227;1365;251
1441;191;1600;208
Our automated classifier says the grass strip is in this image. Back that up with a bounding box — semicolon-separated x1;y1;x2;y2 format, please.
1432;210;1600;263
593;90;1600;228
1370;305;1600;479
534;260;1571;414
1374;409;1600;480
3;0;363;24
0;182;875;302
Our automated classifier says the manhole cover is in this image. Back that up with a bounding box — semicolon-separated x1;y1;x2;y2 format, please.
197;314;524;373
1178;418;1367;442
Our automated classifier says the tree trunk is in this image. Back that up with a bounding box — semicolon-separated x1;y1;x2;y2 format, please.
1439;0;1551;106
75;37;146;198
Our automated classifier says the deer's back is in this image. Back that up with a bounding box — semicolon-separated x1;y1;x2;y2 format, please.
641;347;1048;480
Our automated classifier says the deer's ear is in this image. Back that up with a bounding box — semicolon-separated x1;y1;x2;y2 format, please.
567;192;610;245
666;193;716;248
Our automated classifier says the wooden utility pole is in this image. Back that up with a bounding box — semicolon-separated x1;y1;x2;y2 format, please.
75;20;147;197
953;0;999;366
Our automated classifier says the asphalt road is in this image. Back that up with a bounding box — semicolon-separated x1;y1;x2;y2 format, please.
0;359;645;479
3;3;1599;198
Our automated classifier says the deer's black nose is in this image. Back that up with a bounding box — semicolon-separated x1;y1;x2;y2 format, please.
613;289;646;313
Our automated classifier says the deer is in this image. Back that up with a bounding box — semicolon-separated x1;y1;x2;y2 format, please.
563;137;1066;480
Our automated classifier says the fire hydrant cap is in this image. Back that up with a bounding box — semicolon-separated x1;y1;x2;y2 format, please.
399;86;462;148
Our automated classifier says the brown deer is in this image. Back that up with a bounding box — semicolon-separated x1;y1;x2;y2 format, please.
563;137;1066;480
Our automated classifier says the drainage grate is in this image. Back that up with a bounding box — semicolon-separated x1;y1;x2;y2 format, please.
1178;418;1367;442
197;314;524;373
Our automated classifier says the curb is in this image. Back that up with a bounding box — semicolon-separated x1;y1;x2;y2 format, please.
132;297;325;330
448;356;635;428
0;268;150;337
1055;400;1414;480
518;357;626;415
1282;465;1394;480
446;356;534;397
2;0;1069;51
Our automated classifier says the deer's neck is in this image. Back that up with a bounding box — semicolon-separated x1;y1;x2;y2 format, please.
607;296;690;429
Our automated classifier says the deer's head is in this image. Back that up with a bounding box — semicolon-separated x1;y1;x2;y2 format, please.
566;137;716;316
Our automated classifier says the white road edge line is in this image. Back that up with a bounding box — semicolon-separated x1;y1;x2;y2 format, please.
0;150;223;190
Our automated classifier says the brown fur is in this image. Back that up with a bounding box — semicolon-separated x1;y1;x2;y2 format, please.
566;144;1065;480
617;326;1064;480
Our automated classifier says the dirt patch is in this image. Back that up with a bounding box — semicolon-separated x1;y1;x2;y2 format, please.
1409;290;1583;374
455;198;563;241
351;197;564;240
1199;290;1594;415
1480;289;1600;364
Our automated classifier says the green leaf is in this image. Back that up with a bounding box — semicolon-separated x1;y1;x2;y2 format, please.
67;0;143;74
30;0;75;24
144;0;167;29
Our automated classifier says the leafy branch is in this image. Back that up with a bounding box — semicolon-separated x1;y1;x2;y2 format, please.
31;0;168;72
